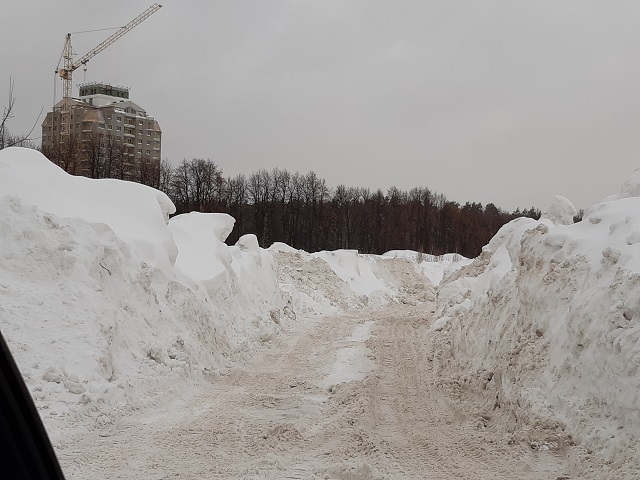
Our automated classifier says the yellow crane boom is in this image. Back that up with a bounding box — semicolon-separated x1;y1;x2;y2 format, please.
56;3;162;139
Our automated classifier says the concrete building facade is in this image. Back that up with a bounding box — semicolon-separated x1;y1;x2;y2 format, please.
41;83;161;183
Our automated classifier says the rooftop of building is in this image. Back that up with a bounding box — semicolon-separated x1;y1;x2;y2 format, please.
78;82;130;99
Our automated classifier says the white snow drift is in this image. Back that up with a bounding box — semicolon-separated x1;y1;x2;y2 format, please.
0;148;291;437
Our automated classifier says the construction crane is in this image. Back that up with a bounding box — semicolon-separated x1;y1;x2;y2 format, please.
55;3;162;140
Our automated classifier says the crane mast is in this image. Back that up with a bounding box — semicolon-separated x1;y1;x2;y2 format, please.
56;3;162;140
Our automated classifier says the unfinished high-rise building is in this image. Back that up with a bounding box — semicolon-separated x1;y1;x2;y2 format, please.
41;83;162;185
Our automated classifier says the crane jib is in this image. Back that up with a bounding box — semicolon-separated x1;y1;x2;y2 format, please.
56;3;162;139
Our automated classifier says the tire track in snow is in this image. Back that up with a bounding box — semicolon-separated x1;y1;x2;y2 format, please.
55;305;574;479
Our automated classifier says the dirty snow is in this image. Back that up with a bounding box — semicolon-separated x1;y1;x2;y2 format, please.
383;250;472;286
434;172;640;479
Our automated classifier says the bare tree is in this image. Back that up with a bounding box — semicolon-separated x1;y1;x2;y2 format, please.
272;168;292;240
247;169;273;244
332;184;358;249
102;137;124;179
0;77;41;150
158;158;173;193
85;135;106;178
187;159;223;212
41;136;83;174
225;173;248;243
170;159;192;213
137;156;161;188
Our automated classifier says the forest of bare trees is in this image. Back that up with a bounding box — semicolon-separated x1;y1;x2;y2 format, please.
160;159;541;258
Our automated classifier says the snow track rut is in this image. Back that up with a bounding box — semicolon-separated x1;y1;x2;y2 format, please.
56;305;573;479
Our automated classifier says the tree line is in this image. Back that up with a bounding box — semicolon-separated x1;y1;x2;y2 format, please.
161;158;541;258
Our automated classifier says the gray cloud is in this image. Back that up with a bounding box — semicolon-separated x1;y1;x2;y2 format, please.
2;0;640;211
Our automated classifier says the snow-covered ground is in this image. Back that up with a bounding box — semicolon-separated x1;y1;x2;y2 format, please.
0;147;449;445
2;147;639;478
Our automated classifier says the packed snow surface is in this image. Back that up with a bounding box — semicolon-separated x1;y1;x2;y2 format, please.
319;320;375;389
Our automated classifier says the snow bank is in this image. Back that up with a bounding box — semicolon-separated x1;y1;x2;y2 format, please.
383;250;471;286
0;147;438;443
270;246;436;316
313;250;392;297
434;172;640;478
0;148;289;437
0;147;177;269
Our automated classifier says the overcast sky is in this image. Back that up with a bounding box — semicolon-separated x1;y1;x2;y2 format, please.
2;1;640;211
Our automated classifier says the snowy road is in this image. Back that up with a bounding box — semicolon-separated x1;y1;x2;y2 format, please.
56;304;573;479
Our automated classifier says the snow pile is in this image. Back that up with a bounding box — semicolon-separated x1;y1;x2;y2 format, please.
0;148;289;436
539;195;577;225
0;147;176;269
169;213;286;332
271;247;436;316
383;250;472;286
0;147;439;442
615;166;640;200
433;183;640;478
314;250;391;297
